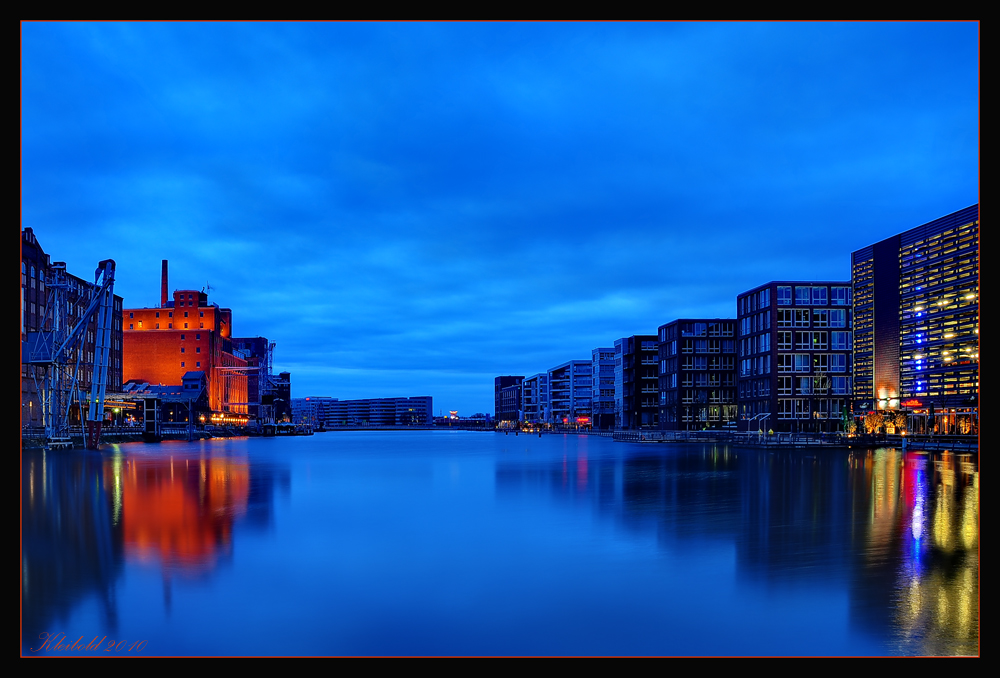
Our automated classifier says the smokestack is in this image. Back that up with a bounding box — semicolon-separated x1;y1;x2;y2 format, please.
161;260;168;308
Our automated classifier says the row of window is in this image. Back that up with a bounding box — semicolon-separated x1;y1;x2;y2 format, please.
776;354;849;373
775;285;851;306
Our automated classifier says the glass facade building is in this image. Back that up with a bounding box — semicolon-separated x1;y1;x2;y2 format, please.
852;204;978;434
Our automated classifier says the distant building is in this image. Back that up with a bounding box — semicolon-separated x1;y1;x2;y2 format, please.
322;396;433;427
291;396;337;429
494;376;524;423
851;205;978;434
737;281;854;433
613;336;658;429
591;347;616;430
21;228;124;428
122;261;247;416
658;319;737;431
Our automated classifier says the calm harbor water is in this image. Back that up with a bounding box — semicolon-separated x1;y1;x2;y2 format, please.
22;431;978;656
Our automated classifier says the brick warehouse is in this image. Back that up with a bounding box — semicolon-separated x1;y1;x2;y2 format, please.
122;261;248;417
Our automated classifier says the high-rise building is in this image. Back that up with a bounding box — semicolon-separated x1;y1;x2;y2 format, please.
657;319;737;431
737;281;854;433
851;205;979;434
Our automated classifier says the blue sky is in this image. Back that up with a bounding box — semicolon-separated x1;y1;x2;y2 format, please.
21;21;979;415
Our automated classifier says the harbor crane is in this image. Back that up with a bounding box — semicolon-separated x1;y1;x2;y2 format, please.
23;259;117;449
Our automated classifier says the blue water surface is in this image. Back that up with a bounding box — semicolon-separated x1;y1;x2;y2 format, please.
21;431;978;656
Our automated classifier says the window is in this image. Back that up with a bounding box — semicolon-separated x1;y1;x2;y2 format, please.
181;362;185;367
795;287;811;305
184;323;188;329
778;286;792;305
129;312;133;318
129;324;133;330
832;287;851;305
778;310;793;327
811;287;828;305
794;310;810;327
138;321;143;328
184;311;189;317
180;334;185;340
831;331;851;351
155;312;160;318
830;310;847;328
794;354;810;372
832;376;850;395
812;332;828;350
181;347;185;353
196;362;201;367
169;312;173;317
196;347;200;353
778;331;792;350
200;311;204;317
155;323;159;329
812;310;829;327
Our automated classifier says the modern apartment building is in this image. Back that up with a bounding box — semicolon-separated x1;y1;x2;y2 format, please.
613;336;658;429
521;373;549;424
591;347;616;430
658;319;737;431
737;281;854;433
852;204;979;434
494;375;524;423
547;360;592;426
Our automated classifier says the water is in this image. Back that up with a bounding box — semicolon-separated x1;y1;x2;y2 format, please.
21;431;979;656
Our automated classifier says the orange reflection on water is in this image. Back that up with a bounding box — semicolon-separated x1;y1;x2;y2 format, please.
107;454;250;575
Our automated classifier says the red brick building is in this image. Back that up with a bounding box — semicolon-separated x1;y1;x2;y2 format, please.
123;263;247;415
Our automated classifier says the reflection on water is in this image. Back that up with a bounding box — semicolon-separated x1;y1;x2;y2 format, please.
21;434;977;656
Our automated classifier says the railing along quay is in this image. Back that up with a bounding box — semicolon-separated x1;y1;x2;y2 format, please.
607;430;978;451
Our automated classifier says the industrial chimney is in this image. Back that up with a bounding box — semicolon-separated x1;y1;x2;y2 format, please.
161;260;168;307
